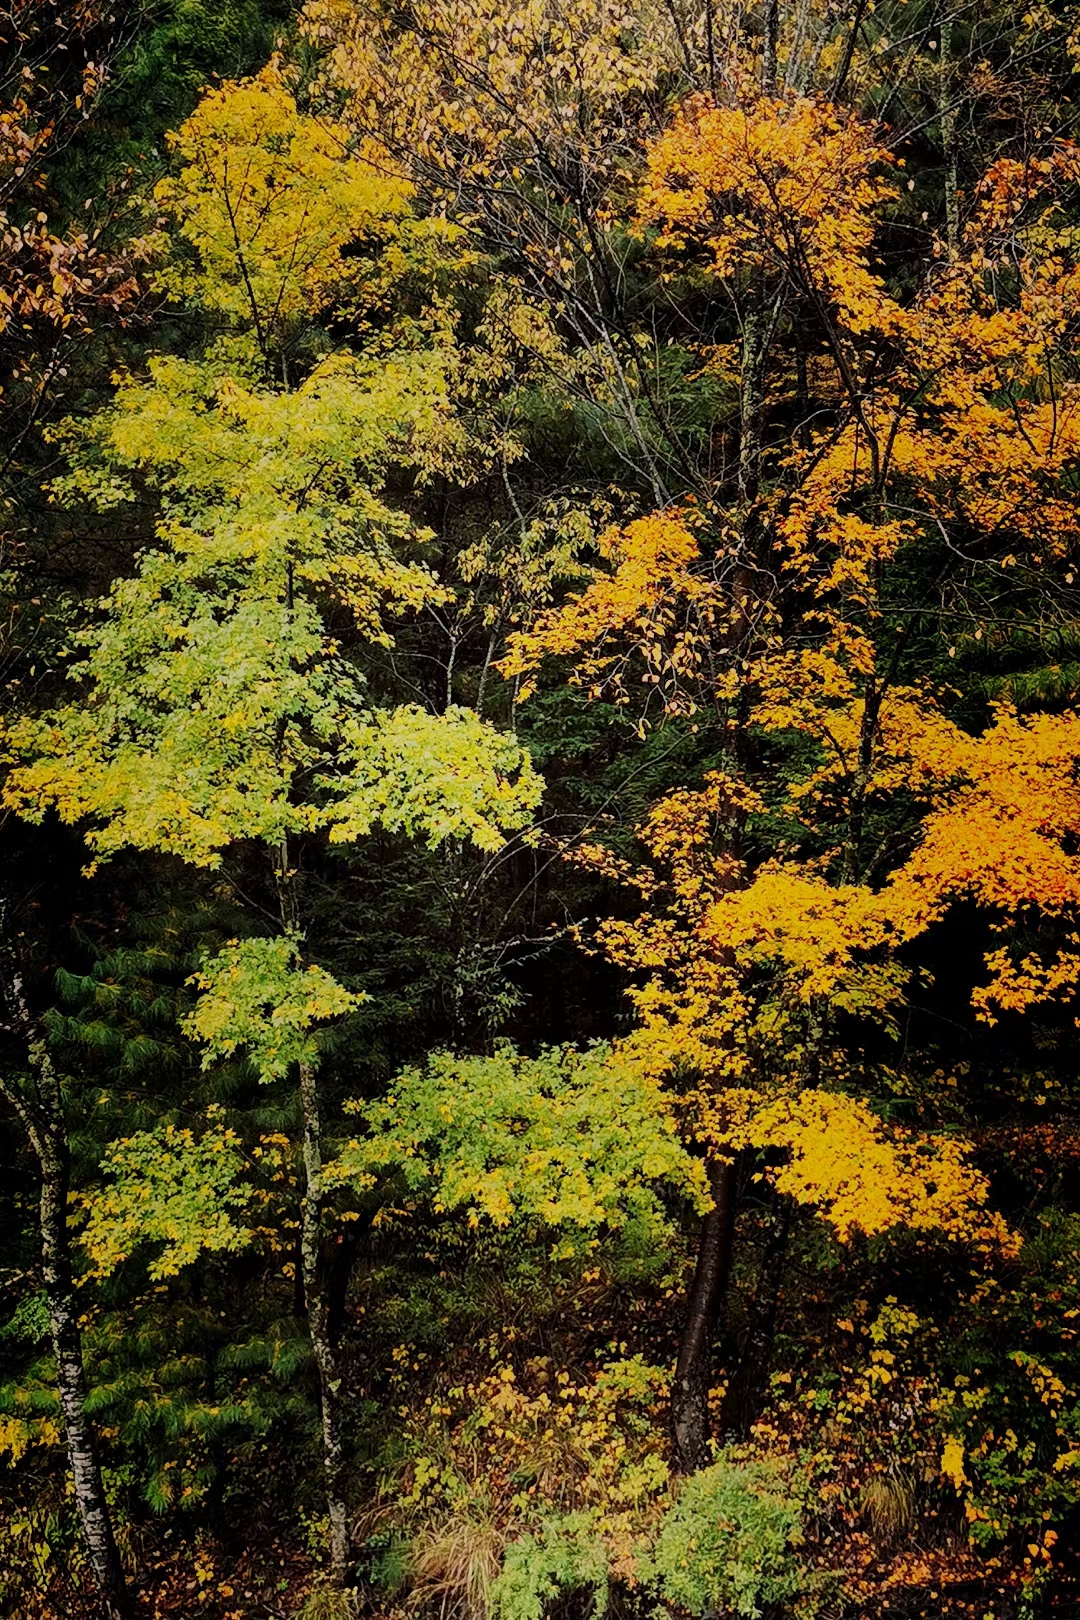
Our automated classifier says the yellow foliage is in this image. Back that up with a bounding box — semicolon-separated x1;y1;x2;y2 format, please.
154;63;421;340
501;509;722;712
941;1437;968;1492
708;869;902;1003
741;1091;1015;1252
887;707;1080;1019
586;699;1080;1096
639;95;901;336
0;1415;62;1466
304;0;680;184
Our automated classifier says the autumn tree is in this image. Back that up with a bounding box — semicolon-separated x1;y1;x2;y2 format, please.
2;73;541;1590
504;81;1080;1466
0;899;131;1617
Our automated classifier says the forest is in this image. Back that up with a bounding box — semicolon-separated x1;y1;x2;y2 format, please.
1;0;1079;1615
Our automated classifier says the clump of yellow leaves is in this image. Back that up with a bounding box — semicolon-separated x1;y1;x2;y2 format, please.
501;510;723;712
153;63;420;343
79;1107;253;1280
639;94;901;337
741;1092;1016;1253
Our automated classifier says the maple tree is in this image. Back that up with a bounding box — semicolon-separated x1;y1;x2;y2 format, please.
1;72;539;1594
504;84;1080;1469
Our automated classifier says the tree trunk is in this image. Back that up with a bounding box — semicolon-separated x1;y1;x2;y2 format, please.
737;298;770;512
721;1193;792;1440
672;268;774;1483
274;834;351;1586
0;918;129;1619
761;0;780;95
832;0;869;99
671;1156;738;1471
298;1055;350;1588
276;822;352;1581
326;1224;367;1351
39;1126;130;1619
940;14;959;256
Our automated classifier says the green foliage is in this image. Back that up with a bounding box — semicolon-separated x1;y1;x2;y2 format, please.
299;1585;360;1620
0;1293;51;1348
365;1531;410;1595
333;1042;709;1249
492;1511;609;1620
5;348;540;867
936;1212;1080;1551
79;1105;252;1279
184;935;362;1082
104;2;293;152
80;1298;316;1514
488;1509;608;1620
645;1453;811;1619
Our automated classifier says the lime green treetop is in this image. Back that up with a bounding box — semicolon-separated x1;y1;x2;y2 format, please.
332;1044;711;1253
3;349;540;867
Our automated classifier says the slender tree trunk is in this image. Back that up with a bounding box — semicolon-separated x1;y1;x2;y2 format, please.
832;0;869;98
721;1194;792;1439
795;346;811;452
761;0;780;95
327;1225;367;1350
729;291;774;662
940;14;959;256
671;1156;738;1471
274;841;350;1587
737;298;770;512
298;1056;350;1588
38;1125;130;1619
797;0;845;91
0;920;129;1618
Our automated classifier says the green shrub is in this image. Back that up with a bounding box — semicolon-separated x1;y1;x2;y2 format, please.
646;1453;809;1618
492;1511;609;1620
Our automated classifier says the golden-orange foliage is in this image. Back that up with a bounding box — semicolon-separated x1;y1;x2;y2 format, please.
505;92;1080;1257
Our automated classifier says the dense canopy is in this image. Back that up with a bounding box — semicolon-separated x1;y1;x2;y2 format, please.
1;2;1079;1617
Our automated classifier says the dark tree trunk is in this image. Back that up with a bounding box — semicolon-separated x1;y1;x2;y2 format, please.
326;1225;367;1350
832;0;869;98
671;1156;739;1471
721;1194;792;1439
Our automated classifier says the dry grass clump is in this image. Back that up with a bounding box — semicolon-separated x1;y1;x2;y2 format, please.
300;1582;359;1620
407;1508;506;1620
860;1469;917;1542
